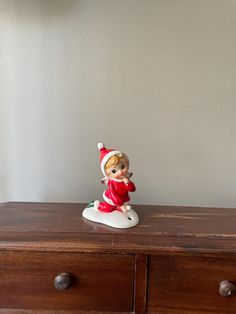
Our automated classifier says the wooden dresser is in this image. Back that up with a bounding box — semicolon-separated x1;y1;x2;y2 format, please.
0;202;236;314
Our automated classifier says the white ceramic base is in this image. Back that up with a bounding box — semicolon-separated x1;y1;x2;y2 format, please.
82;205;139;229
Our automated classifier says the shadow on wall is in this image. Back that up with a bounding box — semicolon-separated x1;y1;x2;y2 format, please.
0;9;8;201
1;0;79;19
0;0;82;202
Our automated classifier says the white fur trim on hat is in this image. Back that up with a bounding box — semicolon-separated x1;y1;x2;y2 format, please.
101;150;122;177
97;142;104;150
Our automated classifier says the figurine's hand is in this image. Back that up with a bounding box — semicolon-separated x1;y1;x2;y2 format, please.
123;177;130;184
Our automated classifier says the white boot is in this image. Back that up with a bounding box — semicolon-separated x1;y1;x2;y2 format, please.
94;200;100;211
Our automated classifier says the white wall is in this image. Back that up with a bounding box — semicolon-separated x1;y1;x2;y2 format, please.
1;0;236;207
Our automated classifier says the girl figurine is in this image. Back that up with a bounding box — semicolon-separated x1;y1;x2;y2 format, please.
82;143;139;229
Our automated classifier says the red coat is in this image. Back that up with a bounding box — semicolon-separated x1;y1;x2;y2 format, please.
103;179;136;206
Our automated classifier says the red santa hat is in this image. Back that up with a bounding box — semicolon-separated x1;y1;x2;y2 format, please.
97;142;125;177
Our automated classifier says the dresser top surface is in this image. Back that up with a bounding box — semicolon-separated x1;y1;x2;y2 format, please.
0;202;236;253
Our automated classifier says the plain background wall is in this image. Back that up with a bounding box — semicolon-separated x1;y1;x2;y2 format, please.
1;0;236;207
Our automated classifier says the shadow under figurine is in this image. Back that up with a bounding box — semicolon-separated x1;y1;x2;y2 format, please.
82;143;139;228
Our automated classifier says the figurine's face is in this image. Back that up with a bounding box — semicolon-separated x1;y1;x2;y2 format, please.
105;157;129;180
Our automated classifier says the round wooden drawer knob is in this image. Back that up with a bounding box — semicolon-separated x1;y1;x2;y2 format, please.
219;280;236;297
54;273;72;291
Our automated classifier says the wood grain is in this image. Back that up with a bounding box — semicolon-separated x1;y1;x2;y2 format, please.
147;252;236;313
1;202;236;254
1;202;236;313
0;311;132;314
0;251;134;312
134;254;148;314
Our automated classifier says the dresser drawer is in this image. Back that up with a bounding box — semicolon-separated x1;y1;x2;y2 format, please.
0;251;134;312
147;252;236;314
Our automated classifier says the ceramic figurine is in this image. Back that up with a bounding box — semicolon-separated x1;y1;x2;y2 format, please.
82;143;139;228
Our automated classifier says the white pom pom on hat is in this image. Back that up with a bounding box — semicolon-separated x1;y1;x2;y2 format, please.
97;142;105;150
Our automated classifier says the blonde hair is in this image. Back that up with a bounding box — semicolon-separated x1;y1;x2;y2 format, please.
105;154;128;169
